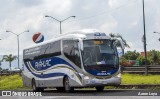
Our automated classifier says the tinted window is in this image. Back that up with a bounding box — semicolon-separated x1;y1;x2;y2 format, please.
45;40;61;56
24;40;61;62
63;40;81;68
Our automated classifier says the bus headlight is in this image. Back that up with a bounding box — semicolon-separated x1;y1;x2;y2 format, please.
84;76;90;80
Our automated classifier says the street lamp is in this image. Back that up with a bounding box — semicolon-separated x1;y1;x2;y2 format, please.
153;32;160;34
45;15;76;34
6;30;29;69
153;32;160;41
142;0;148;75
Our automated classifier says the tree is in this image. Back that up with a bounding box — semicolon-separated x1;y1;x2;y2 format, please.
2;54;17;70
122;50;140;60
120;50;140;66
136;55;151;65
147;50;160;65
120;57;130;66
109;33;130;54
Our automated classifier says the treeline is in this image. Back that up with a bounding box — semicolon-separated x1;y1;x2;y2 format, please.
120;50;160;66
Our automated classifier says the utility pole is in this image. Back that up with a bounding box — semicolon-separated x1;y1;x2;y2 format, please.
142;0;148;75
6;30;29;69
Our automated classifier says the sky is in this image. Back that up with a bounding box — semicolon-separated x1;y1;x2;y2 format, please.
0;0;160;69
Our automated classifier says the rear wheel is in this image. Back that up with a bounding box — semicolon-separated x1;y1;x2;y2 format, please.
96;86;104;92
63;77;74;92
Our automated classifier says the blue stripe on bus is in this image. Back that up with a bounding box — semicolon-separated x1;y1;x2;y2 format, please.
30;57;77;72
24;57;80;78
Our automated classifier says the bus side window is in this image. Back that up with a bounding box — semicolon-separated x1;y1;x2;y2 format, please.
35;40;61;59
46;40;61;56
63;40;81;68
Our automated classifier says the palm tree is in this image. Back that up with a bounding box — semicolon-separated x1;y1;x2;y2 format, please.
109;33;130;55
2;54;17;70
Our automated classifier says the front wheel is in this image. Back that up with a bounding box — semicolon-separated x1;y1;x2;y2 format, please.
96;86;104;92
63;77;74;92
32;79;44;92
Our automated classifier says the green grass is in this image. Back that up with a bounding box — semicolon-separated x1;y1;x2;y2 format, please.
0;74;160;90
122;74;160;84
0;74;24;90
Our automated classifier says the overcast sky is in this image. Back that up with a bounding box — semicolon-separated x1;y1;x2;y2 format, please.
0;0;160;56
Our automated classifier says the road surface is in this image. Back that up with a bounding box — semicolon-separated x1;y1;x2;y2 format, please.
0;89;159;99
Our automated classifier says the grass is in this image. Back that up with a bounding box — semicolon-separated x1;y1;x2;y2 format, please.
121;73;160;84
0;74;24;90
0;74;160;90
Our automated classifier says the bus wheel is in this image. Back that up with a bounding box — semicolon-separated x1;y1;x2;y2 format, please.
32;79;38;92
63;77;74;92
32;79;44;92
96;86;104;92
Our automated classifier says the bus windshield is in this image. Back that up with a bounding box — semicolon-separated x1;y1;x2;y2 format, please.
82;39;119;75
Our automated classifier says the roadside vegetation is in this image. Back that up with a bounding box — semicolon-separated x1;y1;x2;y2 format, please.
0;74;23;90
1;54;17;70
120;50;160;66
0;74;160;90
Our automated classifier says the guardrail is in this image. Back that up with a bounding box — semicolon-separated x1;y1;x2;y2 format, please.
1;65;160;75
121;65;160;73
0;71;22;76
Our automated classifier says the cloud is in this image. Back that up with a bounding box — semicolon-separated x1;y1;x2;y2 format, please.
99;15;118;33
0;0;160;56
15;0;43;7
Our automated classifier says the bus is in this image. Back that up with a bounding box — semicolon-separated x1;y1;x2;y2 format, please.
22;29;124;92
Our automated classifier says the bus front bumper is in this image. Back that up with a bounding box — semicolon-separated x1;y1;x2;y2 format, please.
82;75;121;87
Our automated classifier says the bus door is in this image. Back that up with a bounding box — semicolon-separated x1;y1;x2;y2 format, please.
63;40;82;85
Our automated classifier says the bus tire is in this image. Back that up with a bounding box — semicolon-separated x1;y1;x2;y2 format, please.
32;79;37;92
63;76;74;92
96;86;104;92
32;79;44;92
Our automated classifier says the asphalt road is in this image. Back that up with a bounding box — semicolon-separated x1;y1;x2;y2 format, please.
0;89;159;99
0;96;160;99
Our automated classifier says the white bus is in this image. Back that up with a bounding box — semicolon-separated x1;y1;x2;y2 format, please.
22;29;124;92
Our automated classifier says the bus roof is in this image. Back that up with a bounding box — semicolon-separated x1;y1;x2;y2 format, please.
24;29;111;50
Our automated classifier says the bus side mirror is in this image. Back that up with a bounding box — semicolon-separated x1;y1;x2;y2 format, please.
78;40;83;51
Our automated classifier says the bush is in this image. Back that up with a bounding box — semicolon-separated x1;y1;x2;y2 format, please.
148;50;160;65
120;57;130;66
136;55;151;65
122;50;140;60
